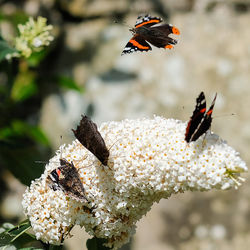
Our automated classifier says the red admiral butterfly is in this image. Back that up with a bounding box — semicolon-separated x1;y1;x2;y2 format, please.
47;158;89;203
122;14;180;55
72;115;109;166
185;92;217;143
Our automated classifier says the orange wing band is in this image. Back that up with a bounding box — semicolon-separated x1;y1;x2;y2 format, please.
206;109;213;115
130;39;150;50
200;108;206;113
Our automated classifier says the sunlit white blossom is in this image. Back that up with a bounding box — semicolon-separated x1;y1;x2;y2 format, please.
22;116;247;249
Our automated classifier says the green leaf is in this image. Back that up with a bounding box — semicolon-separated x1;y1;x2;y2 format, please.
19;248;43;250
0;135;51;185
86;237;110;250
0;143;48;185
0;121;50;147
1;143;50;184
11;70;37;102
0;127;12;140
0;120;51;185
27;126;50;146
0;220;34;248
56;76;82;92
0;39;18;62
27;50;48;67
11;120;50;146
1;11;29;28
48;245;64;250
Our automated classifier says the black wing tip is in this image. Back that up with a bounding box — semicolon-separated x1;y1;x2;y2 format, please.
79;114;92;124
199;91;205;98
212;93;217;103
81;114;88;119
121;47;152;55
72;114;91;133
198;91;217;100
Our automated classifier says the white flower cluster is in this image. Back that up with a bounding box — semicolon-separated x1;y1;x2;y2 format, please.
6;16;53;59
22;116;247;249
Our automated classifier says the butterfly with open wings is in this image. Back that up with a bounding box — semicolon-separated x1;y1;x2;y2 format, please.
122;14;180;55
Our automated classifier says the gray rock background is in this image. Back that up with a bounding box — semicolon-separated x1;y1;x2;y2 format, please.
1;0;250;249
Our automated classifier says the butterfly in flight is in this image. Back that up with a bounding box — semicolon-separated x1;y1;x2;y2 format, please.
121;14;180;55
185;92;217;143
72;115;110;166
47;158;89;203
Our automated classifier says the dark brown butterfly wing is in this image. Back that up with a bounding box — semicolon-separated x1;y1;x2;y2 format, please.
72;115;109;165
146;24;179;49
47;158;88;203
122;34;152;55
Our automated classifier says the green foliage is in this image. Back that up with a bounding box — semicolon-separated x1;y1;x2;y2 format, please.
0;9;90;250
86;237;110;250
0;34;17;62
0;220;38;249
27;50;48;67
0;140;50;186
0;220;67;250
0;11;28;28
56;75;83;92
11;70;37;102
48;245;64;250
0;120;50;146
0;16;54;186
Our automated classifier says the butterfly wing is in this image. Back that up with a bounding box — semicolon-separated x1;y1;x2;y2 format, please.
72;115;109;165
185;92;206;142
135;15;163;28
145;24;180;49
122;34;152;55
47;158;88;203
190;93;217;142
58;159;88;202
151;24;180;35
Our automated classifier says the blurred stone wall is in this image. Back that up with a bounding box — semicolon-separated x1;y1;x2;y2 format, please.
1;0;250;249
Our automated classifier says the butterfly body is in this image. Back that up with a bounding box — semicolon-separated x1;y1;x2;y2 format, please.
185;92;217;143
122;15;180;55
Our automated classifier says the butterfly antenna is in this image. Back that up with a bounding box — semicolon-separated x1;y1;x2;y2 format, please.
214;113;236;118
108;138;123;152
59;135;63;160
113;18;131;29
